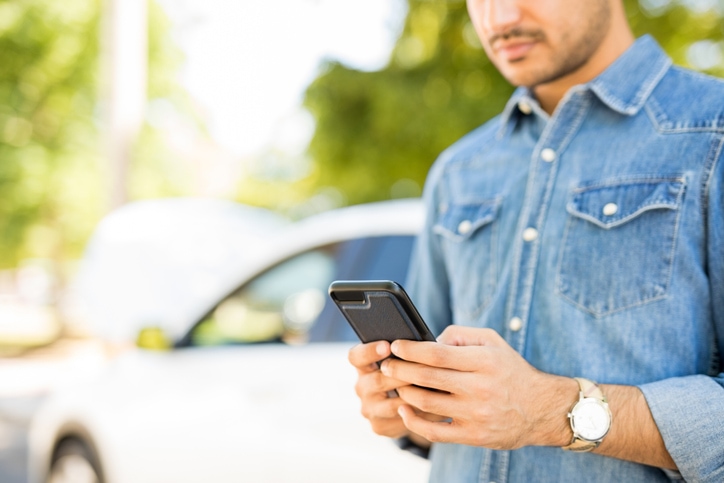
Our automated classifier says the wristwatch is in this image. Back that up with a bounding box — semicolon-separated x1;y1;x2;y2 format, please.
562;377;612;452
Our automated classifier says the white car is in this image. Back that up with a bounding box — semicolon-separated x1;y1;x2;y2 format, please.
28;198;430;483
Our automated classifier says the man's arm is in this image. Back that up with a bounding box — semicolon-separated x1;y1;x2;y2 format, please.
381;326;676;469
596;384;674;469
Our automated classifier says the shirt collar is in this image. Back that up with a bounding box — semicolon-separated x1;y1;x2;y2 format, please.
588;34;671;115
498;35;672;133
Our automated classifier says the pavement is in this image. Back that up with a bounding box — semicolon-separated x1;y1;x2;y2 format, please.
0;337;111;483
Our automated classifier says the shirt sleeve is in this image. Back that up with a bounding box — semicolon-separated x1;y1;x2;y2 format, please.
638;141;724;482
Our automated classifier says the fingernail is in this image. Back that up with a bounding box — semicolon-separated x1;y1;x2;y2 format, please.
376;342;387;357
380;359;389;374
390;340;399;353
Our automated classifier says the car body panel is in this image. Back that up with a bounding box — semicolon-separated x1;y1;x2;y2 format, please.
30;344;429;483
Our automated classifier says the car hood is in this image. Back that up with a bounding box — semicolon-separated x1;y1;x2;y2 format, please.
71;198;288;342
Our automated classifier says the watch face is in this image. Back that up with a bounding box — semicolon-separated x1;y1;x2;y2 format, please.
571;398;611;441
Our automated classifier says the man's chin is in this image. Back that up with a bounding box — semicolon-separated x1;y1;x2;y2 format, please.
497;62;558;89
499;70;539;88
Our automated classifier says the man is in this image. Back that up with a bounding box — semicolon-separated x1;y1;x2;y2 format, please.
348;0;724;481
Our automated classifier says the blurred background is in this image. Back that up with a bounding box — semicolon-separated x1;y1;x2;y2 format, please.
1;0;723;481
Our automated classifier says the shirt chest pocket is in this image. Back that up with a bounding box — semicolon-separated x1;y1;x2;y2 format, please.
556;178;686;317
434;197;502;322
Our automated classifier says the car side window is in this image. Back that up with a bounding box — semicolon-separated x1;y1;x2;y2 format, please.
188;235;414;346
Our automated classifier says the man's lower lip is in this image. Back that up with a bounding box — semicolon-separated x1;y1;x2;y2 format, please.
498;42;536;61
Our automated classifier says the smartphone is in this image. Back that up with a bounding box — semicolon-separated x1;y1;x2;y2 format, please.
328;280;436;345
329;280;437;397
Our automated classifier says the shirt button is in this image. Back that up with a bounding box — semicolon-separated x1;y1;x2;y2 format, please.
522;227;538;242
509;317;523;332
541;148;556;162
518;101;532;115
602;203;618;216
457;220;472;235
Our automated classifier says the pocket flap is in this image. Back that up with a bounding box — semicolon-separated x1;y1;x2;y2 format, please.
434;197;502;241
567;178;685;229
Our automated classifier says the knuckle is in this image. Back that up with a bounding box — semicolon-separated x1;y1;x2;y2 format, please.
471;405;490;422
369;418;391;436
427;348;449;367
354;379;365;398
347;345;363;365
422;426;442;443
370;420;384;436
355;372;379;398
412;389;434;412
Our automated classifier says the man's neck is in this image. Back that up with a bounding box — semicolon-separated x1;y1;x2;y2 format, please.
534;17;635;115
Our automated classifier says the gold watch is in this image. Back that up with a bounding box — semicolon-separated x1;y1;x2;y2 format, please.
562;377;612;452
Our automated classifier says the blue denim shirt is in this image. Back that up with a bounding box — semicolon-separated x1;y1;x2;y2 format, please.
406;35;724;482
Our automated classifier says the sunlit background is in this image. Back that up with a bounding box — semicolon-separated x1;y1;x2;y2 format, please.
1;0;723;481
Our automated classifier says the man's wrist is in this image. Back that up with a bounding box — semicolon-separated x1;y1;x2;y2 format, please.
530;375;579;447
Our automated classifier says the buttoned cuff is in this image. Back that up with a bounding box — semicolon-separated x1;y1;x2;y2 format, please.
639;374;724;482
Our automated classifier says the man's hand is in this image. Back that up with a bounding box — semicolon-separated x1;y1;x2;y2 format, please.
348;341;440;445
381;326;576;450
348;341;409;438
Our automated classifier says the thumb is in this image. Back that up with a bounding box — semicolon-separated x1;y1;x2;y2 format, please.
437;326;505;347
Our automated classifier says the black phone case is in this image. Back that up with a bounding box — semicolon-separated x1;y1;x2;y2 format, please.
328;280;436;344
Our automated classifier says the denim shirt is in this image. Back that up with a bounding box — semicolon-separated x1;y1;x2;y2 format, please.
406;35;724;483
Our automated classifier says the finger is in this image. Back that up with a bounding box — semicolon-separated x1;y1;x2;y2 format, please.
390;339;494;372
381;357;466;393
360;394;406;421
367;416;410;439
436;326;505;347
355;368;409;399
398;404;458;444
349;341;390;372
397;384;459;417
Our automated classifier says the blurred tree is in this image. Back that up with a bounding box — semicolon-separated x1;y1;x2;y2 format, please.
302;0;724;206
0;0;195;269
0;0;102;269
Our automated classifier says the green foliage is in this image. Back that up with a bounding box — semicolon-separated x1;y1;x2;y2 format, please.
130;0;206;201
303;0;724;206
627;0;724;77
0;0;193;269
0;0;102;268
304;0;511;205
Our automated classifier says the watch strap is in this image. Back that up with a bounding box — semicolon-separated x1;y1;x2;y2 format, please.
562;378;608;452
574;377;604;400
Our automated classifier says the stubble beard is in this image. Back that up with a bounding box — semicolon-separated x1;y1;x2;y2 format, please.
490;3;612;89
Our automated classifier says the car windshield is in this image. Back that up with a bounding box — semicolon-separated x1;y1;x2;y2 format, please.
186;235;414;346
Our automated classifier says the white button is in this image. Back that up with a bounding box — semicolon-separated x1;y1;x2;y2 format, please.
602;203;618;216
509;317;523;332
518;101;532;115
541;148;556;162
457;220;472;235
522;227;538;242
